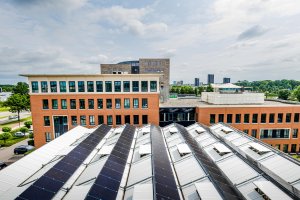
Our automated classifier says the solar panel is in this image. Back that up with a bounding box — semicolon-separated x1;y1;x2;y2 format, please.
151;125;181;200
85;124;136;200
175;124;242;200
16;125;111;200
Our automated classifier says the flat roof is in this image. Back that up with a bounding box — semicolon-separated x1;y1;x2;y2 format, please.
160;98;300;107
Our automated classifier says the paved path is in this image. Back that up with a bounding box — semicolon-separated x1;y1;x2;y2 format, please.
0;138;29;164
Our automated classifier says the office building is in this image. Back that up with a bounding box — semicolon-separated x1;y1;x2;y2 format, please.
101;58;170;102
22;74;160;147
194;78;199;86
223;77;231;83
0;123;298;199
207;74;214;84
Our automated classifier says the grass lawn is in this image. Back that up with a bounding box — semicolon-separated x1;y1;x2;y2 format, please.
0;135;28;147
0;107;9;112
292;155;300;161
0;116;8;119
0;116;32;129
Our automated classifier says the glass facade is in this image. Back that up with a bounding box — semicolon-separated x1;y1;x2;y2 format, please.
260;129;290;139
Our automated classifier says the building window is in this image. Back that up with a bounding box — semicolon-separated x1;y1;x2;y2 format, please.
243;129;249;134
150;81;157;92
294;113;300;123
70;99;76;109
244;114;250;123
86;81;94;92
269;113;275;123
291;144;297;153
87;99;94;109
286;113;291;123
123;81;130;92
41;81;48;93
124;98;130;109
251;129;257;138
89;115;95;125
283;144;288;153
235;114;241;123
260;129;290;139
210;114;216;124
30;81;39;93
59;81;67;93
69;81;76;92
141;81;148;92
218;114;224;123
114;81;121;92
98;115;104;125
142;115;148;124
79;99;85;109
134;115;139;124
44;116;50;126
252;114;258;123
227;114;232;123
261;113;266;123
142;98;148;108
50;81;57;93
42;99;49;109
45;132;51;142
71;116;77;126
61;99;67;109
78;81;85;92
278;113;283;123
293;129;298;138
106;99;112;109
97;99;103;109
105;81;112;92
96;81;103;92
115;99;121;109
116;115;122;125
52;99;58;109
133;98;139;108
132;81;139;92
125;115;130;124
107;115;113;125
80;115;86;126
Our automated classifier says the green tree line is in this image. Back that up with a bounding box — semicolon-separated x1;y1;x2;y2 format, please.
0;84;15;92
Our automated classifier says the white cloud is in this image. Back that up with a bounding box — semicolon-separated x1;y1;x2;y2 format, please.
81;54;109;64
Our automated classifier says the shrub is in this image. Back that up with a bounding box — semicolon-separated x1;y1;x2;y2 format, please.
0;132;11;143
27;140;34;146
278;89;291;100
2;127;12;132
29;133;34;139
24;121;32;129
20;127;29;133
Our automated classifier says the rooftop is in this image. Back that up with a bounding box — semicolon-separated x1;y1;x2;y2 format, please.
160;98;300;107
19;74;160;77
0;123;299;199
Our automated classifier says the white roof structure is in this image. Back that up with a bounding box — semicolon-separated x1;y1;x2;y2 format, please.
195;127;206;134
0;123;298;200
211;83;242;89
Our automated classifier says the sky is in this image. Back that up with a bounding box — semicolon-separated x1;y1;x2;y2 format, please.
1;0;300;84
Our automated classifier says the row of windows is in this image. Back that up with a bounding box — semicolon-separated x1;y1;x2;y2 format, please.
42;98;148;110
243;128;298;139
32;80;158;93
272;144;299;153
210;113;300;124
44;114;149;126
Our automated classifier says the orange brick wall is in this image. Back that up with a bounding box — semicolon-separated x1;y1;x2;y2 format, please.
196;106;300;152
31;94;159;147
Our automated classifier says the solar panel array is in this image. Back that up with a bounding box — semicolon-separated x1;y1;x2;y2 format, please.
175;124;242;200
151;125;181;200
85;124;136;200
16;125;111;200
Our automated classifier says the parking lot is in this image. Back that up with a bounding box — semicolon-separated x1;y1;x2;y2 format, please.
0;138;29;165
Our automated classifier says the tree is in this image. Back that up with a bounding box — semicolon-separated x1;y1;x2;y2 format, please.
2;127;12;133
12;82;29;95
3;94;30;126
20;127;29;133
293;86;300;101
206;84;214;92
278;89;291;100
24;121;32;129
0;132;11;144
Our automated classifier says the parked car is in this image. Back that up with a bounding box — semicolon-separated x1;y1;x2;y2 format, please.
14;145;34;155
14;132;25;137
8;115;18;120
0;161;7;170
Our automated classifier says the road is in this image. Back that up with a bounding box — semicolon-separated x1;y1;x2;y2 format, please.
0;138;29;165
0;111;31;125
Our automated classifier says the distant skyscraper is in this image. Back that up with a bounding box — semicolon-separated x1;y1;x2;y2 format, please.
207;74;214;84
195;78;200;86
223;77;231;84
